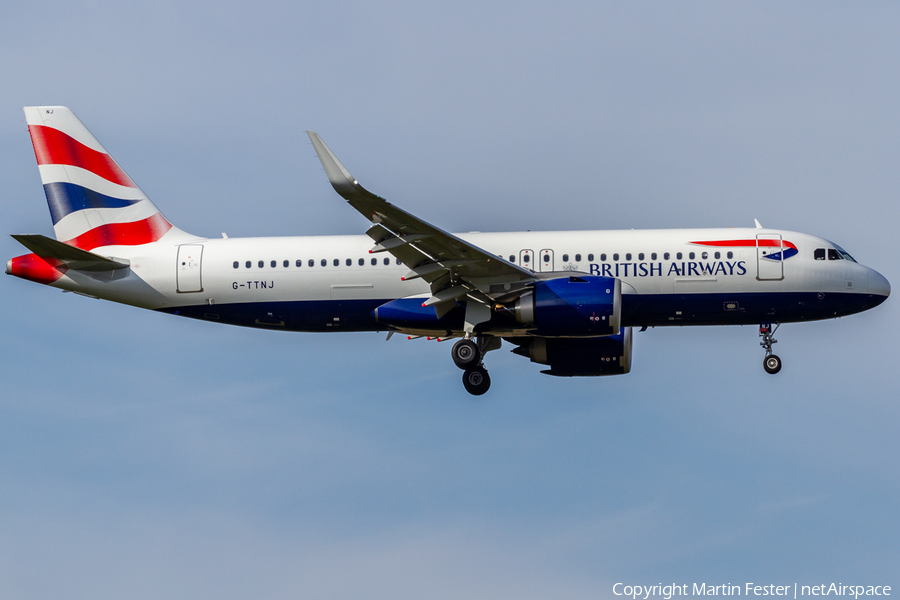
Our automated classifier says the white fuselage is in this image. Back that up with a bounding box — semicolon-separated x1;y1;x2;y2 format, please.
27;226;889;335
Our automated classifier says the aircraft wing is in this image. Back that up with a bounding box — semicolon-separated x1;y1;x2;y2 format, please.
308;132;536;315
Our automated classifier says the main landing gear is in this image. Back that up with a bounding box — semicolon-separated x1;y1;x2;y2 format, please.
451;338;480;369
759;322;782;375
452;336;496;396
462;365;491;396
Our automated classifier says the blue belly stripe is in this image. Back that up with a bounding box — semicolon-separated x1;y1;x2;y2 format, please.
156;291;887;333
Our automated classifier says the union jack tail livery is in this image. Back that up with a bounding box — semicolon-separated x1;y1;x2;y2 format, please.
24;106;186;250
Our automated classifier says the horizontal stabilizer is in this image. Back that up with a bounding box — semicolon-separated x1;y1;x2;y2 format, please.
11;234;130;271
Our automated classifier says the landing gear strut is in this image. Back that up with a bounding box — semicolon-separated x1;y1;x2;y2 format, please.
453;335;499;395
759;322;782;374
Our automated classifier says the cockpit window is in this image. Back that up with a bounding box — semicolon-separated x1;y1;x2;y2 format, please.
827;248;842;261
814;248;826;260
833;244;857;262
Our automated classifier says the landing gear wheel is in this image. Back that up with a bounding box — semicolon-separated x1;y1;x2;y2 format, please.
462;366;491;396
452;339;481;370
763;354;782;375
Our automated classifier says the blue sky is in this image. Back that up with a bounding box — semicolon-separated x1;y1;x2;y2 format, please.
1;2;898;598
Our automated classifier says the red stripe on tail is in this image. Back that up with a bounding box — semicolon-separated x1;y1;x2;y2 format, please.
29;125;136;188
63;213;172;251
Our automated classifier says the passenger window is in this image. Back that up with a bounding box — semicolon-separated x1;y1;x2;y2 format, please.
509;255;515;262
814;248;826;260
524;254;530;263
626;253;632;261
321;259;327;267
346;258;352;266
664;253;670;260
309;259;315;267
701;252;708;259
727;251;733;259
651;253;657;260
543;254;549;262
359;258;364;266
371;257;377;266
384;257;390;265
638;253;644;261
246;261;251;268
689;252;695;259
828;248;842;260
714;252;720;259
296;259;302;267
588;253;594;261
562;254;569;262
258;260;264;268
396;259;402;265
676;252;682;260
600;254;607;261
233;261;239;269
270;260;275;268
333;259;340;267
613;253;619;261
283;260;289;268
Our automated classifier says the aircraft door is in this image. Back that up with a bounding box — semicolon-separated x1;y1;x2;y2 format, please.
540;249;554;272
177;244;204;293
756;234;783;281
519;249;534;271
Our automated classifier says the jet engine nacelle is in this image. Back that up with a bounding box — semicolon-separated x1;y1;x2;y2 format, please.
514;276;621;337
511;327;633;376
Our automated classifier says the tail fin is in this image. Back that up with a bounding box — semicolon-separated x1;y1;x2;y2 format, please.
24;106;187;251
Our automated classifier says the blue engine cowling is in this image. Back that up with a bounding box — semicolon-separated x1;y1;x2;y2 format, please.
514;276;621;337
511;327;633;376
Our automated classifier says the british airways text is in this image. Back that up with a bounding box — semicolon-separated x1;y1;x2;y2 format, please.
589;261;748;278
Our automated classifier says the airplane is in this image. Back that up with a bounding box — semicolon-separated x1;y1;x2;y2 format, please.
7;106;891;395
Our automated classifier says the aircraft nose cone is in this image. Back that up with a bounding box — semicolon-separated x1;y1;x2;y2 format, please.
868;269;891;298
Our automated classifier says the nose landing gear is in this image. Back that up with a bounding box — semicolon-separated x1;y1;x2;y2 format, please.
452;335;498;395
759;322;782;374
